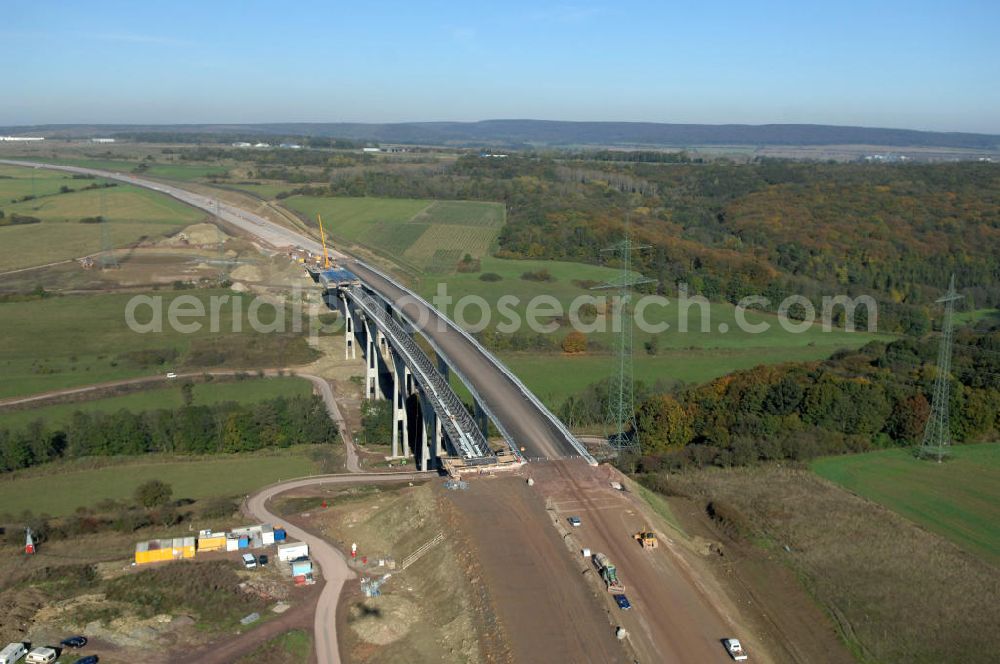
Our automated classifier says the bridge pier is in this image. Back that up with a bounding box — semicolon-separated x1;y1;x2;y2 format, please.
473;399;489;439
341;295;358;360
362;318;381;400
418;392;443;471
391;350;411;459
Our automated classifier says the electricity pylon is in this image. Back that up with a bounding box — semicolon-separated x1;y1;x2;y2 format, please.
919;275;962;462
592;220;655;452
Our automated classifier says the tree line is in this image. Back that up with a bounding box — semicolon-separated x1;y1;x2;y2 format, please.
0;395;338;473
621;320;1000;471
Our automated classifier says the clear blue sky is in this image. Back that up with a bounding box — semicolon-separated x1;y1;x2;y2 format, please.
4;0;999;132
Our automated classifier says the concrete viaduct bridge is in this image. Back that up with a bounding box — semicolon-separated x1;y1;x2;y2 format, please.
0;159;596;470
311;260;597;471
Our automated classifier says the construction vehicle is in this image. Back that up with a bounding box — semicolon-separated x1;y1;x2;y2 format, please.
724;638;748;660
592;552;624;592
634;530;658;549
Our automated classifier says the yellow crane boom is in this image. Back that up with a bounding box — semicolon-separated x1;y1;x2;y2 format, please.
317;214;331;269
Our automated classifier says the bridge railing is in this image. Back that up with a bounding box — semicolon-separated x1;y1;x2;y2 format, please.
355;261;597;466
346;286;492;460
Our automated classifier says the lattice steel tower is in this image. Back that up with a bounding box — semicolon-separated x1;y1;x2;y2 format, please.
593;220;655;452
920;275;962;462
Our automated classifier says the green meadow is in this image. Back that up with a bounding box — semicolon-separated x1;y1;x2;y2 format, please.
812;444;1000;564
0;376;312;431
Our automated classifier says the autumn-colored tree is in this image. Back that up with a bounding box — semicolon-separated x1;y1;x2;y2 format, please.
886;393;930;443
635;395;693;454
562;331;588;354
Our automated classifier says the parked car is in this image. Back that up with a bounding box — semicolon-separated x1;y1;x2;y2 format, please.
60;636;87;649
568;516;582;527
258;554;269;566
723;638;748;661
242;553;257;569
25;647;57;664
613;593;632;610
76;656;100;664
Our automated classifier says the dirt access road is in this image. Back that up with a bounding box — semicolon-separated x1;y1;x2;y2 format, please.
246;472;429;664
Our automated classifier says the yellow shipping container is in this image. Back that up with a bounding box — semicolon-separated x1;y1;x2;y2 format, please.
135;538;194;564
197;536;226;552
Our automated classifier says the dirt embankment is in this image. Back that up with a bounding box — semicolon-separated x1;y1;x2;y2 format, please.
276;481;486;664
656;465;1000;664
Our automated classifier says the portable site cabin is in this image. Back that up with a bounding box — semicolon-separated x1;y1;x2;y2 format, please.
135;537;195;564
277;541;309;562
197;530;227;552
229;524;271;549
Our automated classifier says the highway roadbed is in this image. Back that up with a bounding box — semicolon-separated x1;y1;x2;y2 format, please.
440;470;630;664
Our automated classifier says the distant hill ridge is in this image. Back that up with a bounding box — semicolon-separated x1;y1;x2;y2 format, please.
3;119;999;149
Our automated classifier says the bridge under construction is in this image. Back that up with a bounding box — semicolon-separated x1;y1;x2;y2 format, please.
0;158;594;472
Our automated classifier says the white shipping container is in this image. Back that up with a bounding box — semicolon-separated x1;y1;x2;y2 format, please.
226;536;239;552
277;541;309;561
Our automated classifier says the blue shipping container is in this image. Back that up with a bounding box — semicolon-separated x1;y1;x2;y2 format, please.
274;529;287;542
238;536;249;549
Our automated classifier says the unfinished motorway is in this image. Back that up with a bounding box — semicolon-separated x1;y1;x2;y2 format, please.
3;159;762;664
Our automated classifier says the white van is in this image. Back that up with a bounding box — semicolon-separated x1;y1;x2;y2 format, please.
0;642;27;664
25;647;57;664
242;553;257;569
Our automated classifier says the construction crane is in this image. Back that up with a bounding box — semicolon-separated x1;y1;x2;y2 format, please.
317;214;332;269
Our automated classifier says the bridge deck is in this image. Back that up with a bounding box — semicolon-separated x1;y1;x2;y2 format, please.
347;261;589;461
346;285;492;459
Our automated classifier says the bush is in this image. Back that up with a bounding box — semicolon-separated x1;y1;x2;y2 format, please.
456;254;481;273
200;497;238;519
521;268;554;282
479;272;503;282
135;480;173;508
0;213;41;227
561;331;588;354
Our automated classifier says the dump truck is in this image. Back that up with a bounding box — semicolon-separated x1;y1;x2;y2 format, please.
592;552;624;592
634;531;658;549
